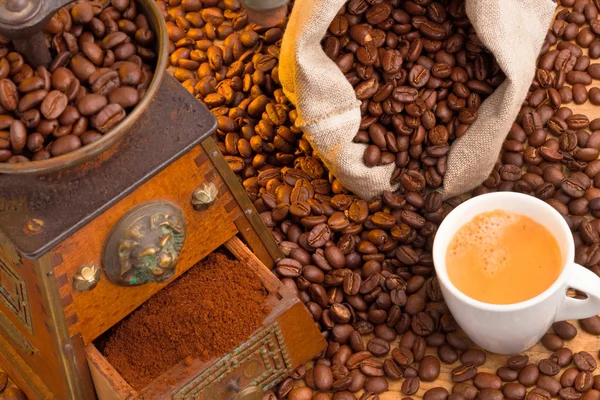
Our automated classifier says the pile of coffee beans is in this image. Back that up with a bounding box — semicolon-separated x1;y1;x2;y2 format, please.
325;0;504;180
155;0;600;399
0;0;157;164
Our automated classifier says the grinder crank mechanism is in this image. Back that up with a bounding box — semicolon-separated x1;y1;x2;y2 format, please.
0;0;73;67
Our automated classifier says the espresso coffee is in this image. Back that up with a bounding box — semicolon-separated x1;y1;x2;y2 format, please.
446;210;562;304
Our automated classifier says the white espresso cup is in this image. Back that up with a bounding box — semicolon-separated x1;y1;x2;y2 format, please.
433;192;600;354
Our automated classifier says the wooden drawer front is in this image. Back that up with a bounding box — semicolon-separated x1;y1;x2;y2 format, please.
53;146;243;344
174;321;291;400
86;237;326;400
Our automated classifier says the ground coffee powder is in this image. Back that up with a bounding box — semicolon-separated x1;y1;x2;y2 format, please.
101;252;271;390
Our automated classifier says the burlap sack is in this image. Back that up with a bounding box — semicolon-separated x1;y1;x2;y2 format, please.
280;0;556;200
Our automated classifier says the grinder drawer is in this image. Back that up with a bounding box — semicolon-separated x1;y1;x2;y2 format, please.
51;146;243;344
85;236;326;400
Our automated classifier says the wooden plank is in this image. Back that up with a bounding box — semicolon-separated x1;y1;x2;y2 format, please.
0;332;55;400
86;344;137;400
234;216;276;270
225;235;283;295
203;137;284;265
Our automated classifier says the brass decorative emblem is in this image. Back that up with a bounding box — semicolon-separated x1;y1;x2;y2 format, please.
72;264;101;292
191;182;218;210
174;322;292;400
102;201;186;286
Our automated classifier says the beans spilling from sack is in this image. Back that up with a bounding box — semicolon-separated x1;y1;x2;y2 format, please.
325;0;504;186
157;0;600;399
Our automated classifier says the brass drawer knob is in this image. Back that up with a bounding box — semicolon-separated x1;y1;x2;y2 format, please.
191;182;218;210
73;264;101;292
102;201;186;286
234;386;263;400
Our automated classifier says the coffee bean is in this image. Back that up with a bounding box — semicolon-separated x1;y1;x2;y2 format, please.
508;355;529;370
50;135;81;156
573;352;597;372
474;372;502;390
315;363;334;391
289;387;313;400
575;371;593;392
364;377;388;394
478;388;504;400
402;377;420;395
539;359;561;376
452;363;478;383
498;366;519;382
559;387;583;400
461;349;486;366
528;388;552;400
392;346;414;367
418;355;441;382
563;368;579;388
580;316;600;335
367;338;389;357
424;387;450;400
503;382;526;400
439;343;459;364
538;375;562;397
553;321;578;340
519;364;540;387
552;348;574;367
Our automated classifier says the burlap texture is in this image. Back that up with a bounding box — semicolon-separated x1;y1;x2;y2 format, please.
280;0;556;201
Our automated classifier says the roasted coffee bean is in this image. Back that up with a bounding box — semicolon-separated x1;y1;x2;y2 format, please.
314;363;334;391
528;388;552;400
461;349;486;366
479;388;504;400
439;344;459;364
580;316;600;335
498;366;519;382
552;321;577;340
503;382;526;400
367;338;390;357
453;383;478;400
559;387;583;400
574;371;593;393
539;359;561;376
418;356;441;382
392;346;414;367
537;375;562;397
402;377;420;395
573;352;597;372
474;373;502;390
519;364;540;387
551;348;574;367
50;135;81;156
452;363;478;383
508;355;529;370
364;377;388;394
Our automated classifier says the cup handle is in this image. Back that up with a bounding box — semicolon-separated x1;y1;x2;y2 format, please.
555;263;600;322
